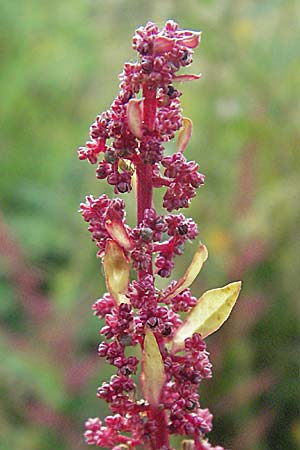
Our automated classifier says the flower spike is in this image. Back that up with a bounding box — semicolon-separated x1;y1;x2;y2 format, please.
79;20;241;450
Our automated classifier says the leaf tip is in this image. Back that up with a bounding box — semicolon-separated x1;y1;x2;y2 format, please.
230;280;242;292
199;242;209;261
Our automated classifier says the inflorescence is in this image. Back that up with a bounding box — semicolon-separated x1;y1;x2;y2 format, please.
78;20;240;450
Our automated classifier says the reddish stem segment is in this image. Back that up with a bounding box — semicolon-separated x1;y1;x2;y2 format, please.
149;405;170;449
143;83;157;132
136;162;153;225
136;82;156;275
136;83;170;449
136;83;157;226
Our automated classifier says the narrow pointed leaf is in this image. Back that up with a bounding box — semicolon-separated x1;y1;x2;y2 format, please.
127;99;143;139
105;219;134;251
174;74;202;82
103;240;130;304
162;243;208;302
177;117;193;153
142;329;166;406
172;281;242;351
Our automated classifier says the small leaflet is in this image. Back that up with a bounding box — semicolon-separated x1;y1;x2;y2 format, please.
142;329;166;406
172;281;242;351
105;219;134;252
127;99;143;139
174;74;202;82
177;117;193;153
162;243;208;303
103;240;130;305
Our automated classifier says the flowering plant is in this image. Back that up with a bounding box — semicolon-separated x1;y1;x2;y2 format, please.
78;20;241;450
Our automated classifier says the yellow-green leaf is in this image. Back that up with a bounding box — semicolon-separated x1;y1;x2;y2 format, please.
105;219;134;251
172;281;242;351
127;98;143;139
177;117;193;153
162;243;208;302
103;240;130;304
142;329;166;406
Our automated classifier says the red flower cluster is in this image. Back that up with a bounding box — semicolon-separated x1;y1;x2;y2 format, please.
78;20;204;202
79;20;227;450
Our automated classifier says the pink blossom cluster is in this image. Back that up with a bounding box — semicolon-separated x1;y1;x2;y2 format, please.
79;20;225;450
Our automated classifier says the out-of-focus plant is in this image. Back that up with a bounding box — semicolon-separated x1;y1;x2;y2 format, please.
78;21;241;450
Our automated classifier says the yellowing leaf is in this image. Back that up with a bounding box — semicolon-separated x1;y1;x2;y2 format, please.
162;243;208;302
172;281;242;351
142;329;166;406
105;219;134;251
103;240;130;304
127;99;143;139
177;117;193;153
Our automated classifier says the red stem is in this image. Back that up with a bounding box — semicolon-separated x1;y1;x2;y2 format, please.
136;163;153;225
143;83;157;132
136;82;157;223
149;405;170;449
153;237;176;253
136;83;170;449
136;82;157;275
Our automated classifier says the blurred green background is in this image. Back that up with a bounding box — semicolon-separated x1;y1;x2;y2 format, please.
1;0;299;449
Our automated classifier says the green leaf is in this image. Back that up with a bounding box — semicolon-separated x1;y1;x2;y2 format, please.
172;281;242;351
142;330;166;406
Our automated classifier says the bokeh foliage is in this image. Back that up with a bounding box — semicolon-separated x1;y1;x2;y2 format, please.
0;0;299;449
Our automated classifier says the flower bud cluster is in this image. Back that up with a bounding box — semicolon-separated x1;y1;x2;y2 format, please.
162;153;205;211
132;21;197;87
79;20;225;450
78;20;204;199
80;195;126;257
154;213;199;277
160;335;212;443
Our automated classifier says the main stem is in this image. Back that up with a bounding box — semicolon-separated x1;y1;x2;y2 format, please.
136;83;156;226
136;83;170;449
136;83;156;278
136;163;153;226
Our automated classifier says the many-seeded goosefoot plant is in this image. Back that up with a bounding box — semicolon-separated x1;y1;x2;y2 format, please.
78;20;241;450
